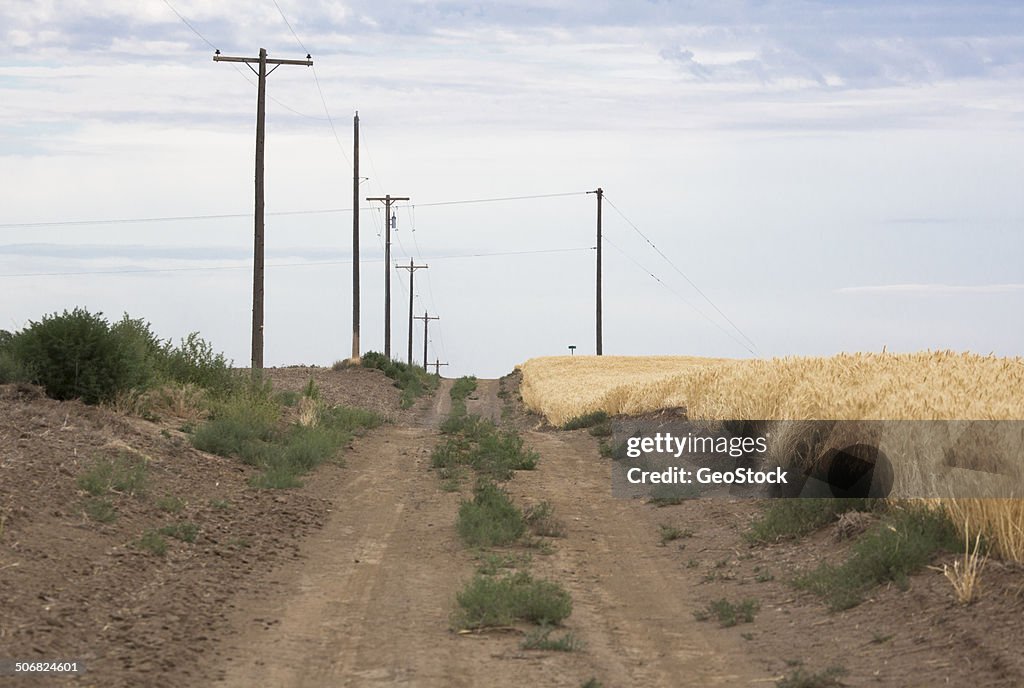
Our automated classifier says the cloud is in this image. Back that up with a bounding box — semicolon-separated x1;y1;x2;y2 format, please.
838;283;1024;294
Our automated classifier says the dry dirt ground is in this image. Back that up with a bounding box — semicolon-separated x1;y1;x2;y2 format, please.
2;369;1023;687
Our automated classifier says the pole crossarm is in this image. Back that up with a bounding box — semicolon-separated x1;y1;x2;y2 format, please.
213;54;313;66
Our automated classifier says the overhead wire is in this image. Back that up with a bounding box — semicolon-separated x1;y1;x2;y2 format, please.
602;235;755;356
602;193;758;353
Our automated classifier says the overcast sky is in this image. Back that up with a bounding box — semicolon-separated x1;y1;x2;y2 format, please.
1;1;1022;377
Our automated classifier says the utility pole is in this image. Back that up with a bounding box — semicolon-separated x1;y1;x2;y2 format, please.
587;187;604;356
366;194;410;359
351;111;360;362
214;48;312;374
413;311;439;372
433;359;449;376
396;259;428;366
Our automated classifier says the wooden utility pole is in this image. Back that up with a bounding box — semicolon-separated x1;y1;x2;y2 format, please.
213;48;312;373
433;359;449;376
366;194;410;359
587;187;604;355
413;311;439;372
396;259;428;366
351;112;360;361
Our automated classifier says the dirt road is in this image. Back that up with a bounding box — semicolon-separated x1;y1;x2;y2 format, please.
213;379;763;687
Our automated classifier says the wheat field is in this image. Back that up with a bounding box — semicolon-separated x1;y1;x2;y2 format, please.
518;352;1024;560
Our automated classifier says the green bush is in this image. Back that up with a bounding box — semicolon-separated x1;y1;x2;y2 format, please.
361;351;438;408
455;571;572;628
457;482;525;547
746;498;876;544
77;452;148;497
794;505;961;610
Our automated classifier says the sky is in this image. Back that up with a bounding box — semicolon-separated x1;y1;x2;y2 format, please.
1;0;1022;377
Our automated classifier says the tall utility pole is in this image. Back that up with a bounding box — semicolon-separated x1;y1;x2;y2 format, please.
587;187;604;356
366;194;410;359
433;359;449;376
413;311;439;372
351;112;360;362
214;48;313;374
396;259;428;365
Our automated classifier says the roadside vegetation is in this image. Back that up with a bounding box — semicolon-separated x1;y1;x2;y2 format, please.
360;350;439;408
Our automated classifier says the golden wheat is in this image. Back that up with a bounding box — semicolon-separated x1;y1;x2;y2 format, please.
518;352;1024;561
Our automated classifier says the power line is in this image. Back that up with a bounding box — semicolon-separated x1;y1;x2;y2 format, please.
0;247;593;279
603;235;755;356
602;193;758;353
0;192;589;229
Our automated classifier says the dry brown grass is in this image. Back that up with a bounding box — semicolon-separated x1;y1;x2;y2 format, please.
518;352;1024;561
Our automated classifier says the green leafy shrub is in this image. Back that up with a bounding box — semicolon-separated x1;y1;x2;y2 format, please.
455;571;572;628
457;482;525;547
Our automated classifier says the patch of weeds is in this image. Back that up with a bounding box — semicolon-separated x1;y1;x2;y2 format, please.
687;558;700;568
647;483;702;505
522;536;556;555
659;524;692;545
361;351;438;409
870;632;894;644
450;376;478;403
776;666;848;688
158;521;199;543
524;501;566;538
581;680;603;688
275;389;301;407
598;441;613;459
561;411;608;431
138;530;168;556
793;505;960;611
694;598;760;627
746;498;876;544
302;377;320;399
740;632;755;641
520;625;584;652
588;421;612;438
209;498;230;510
457;482;525;547
228;537;251;549
84;497;117;523
157;495;185;513
754;568;775;583
454;571;572;629
77;452;148;497
159;429;172;439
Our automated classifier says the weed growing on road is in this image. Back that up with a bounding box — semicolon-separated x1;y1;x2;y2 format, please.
457;482;525;547
659;524;692;545
360;351;439;408
83;497;117;523
157;495;185;513
693;598;760;627
520;625;584;652
454;571;572;628
524;501;566;538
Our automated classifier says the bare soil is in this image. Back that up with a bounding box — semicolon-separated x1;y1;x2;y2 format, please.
1;370;1022;687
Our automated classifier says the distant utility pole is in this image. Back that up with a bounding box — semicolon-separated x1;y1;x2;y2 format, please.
351;111;360;362
587;187;604;356
413;311;439;372
433;359;449;376
396;259;428;366
367;194;410;359
213;48;312;374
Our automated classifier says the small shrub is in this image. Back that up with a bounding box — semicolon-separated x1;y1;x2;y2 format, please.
158;522;199;543
457;482;525;547
157;496;185;513
455;572;572;629
138;530;168;556
209;499;231;510
694;598;760;627
659;524;692;545
524;501;566;538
